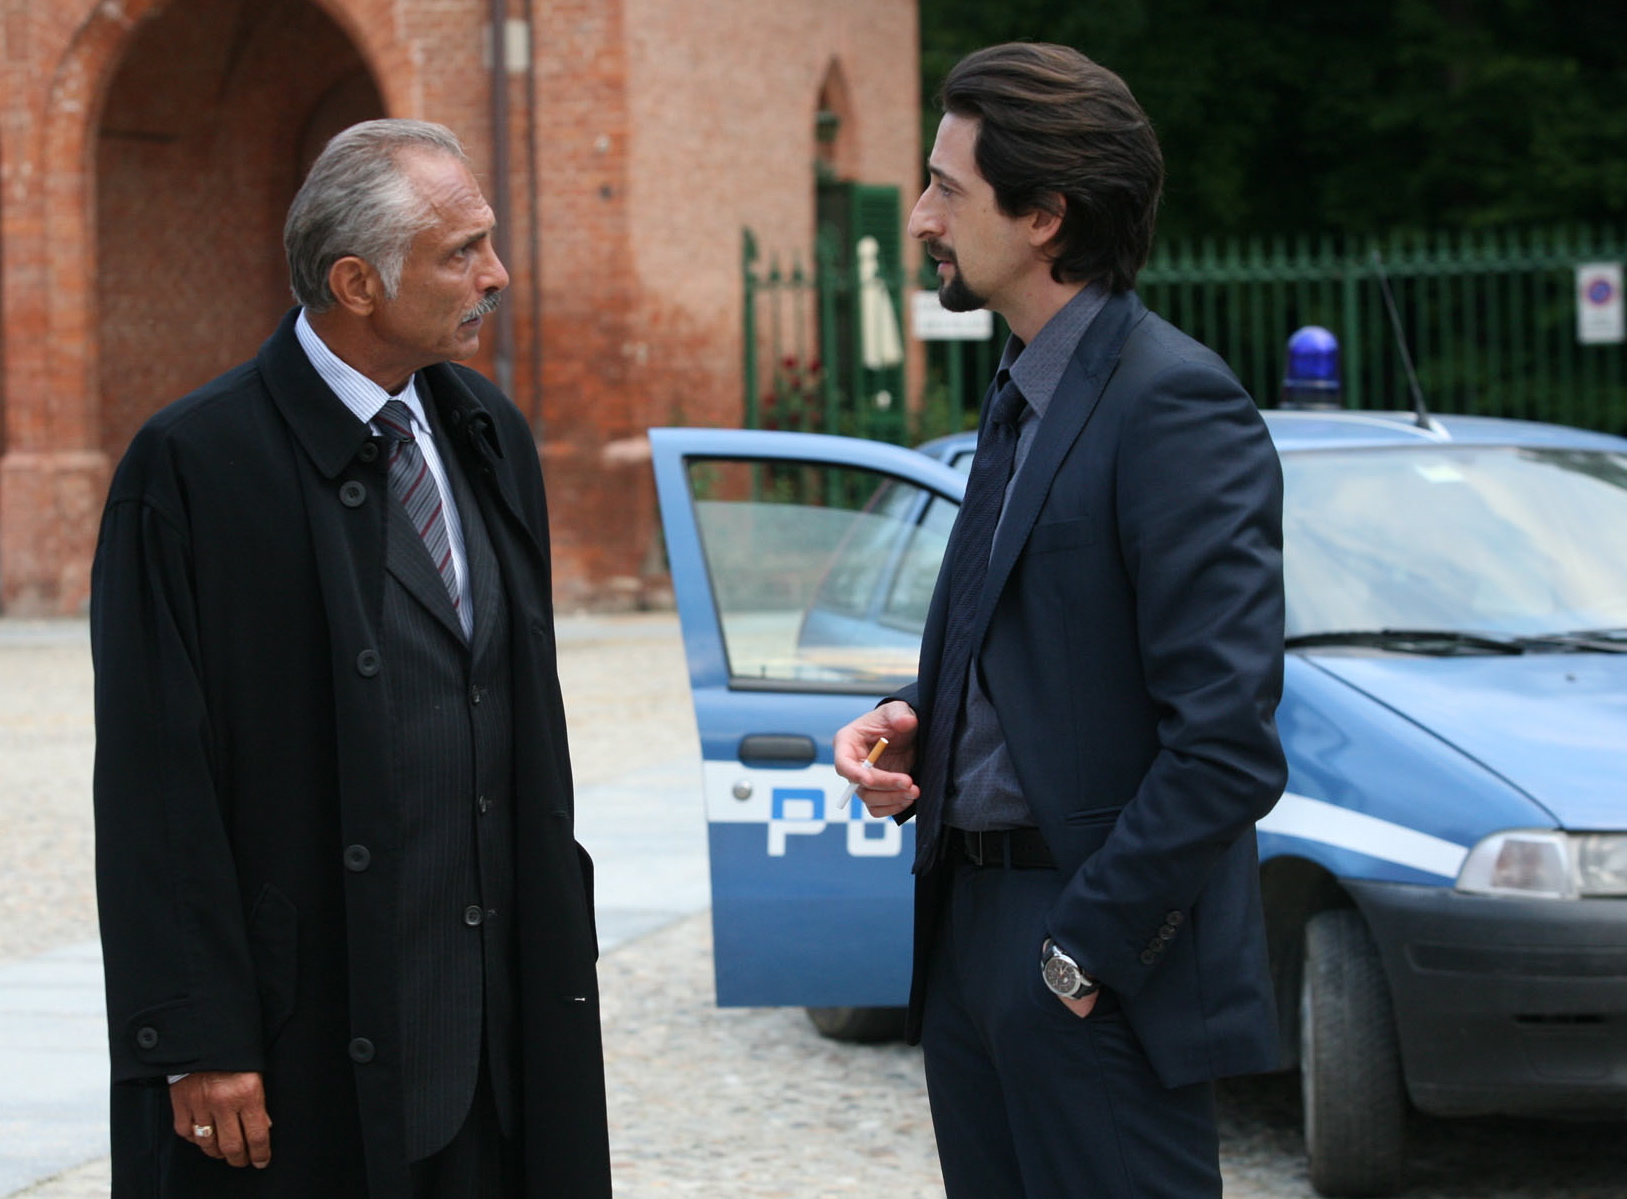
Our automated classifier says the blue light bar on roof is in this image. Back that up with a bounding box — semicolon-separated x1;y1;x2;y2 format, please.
1280;325;1342;410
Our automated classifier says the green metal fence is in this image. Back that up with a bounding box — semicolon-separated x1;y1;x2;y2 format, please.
1139;225;1627;434
742;188;914;444
745;223;1627;442
742;230;824;433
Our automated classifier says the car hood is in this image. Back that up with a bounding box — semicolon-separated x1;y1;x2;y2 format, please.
1303;652;1627;831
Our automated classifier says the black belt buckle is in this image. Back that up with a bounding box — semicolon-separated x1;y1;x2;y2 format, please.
956;827;1054;869
962;829;994;867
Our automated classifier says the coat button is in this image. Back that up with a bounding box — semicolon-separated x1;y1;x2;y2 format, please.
339;480;367;508
1147;937;1164;952
1159;924;1177;939
463;905;485;926
469;684;484;705
477;795;490;814
344;845;371;872
1166;910;1184;925
357;440;380;464
355;649;381;677
348;1037;375;1063
1139;950;1158;965
135;1026;159;1050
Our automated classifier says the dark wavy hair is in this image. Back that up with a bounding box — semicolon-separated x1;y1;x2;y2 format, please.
940;43;1163;293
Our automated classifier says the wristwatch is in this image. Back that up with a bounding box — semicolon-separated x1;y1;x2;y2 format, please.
1041;938;1100;1000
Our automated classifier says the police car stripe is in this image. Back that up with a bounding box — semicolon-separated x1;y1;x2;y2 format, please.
704;767;1473;879
1258;792;1469;879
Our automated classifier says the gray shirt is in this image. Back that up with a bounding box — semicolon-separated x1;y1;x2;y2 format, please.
944;284;1110;831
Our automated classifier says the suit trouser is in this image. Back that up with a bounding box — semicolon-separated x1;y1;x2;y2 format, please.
921;858;1221;1199
409;1042;521;1199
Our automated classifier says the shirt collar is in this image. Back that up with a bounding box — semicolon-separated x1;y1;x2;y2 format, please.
294;308;429;433
997;283;1111;421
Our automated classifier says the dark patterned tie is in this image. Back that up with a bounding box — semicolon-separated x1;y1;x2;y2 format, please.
375;399;461;620
912;376;1027;871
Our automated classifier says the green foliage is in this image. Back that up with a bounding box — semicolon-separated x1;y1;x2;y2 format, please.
920;0;1627;240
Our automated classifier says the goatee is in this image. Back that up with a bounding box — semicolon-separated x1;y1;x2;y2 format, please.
938;272;988;313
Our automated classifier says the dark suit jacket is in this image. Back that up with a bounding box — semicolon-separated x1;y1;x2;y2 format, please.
91;309;611;1197
899;290;1287;1087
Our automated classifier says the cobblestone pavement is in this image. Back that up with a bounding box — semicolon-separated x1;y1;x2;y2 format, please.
0;623;98;963
4;614;1624;1198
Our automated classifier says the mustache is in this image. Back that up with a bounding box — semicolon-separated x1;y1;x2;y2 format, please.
463;290;503;322
925;240;956;265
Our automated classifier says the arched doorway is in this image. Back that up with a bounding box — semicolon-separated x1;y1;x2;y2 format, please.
814;59;856;186
95;0;384;455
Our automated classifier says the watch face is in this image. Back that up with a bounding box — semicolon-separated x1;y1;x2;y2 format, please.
1043;954;1082;997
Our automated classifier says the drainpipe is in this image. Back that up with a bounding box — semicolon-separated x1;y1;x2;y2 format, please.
523;0;544;437
488;0;515;400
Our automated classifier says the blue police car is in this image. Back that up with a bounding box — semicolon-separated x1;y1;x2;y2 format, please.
648;410;1627;1197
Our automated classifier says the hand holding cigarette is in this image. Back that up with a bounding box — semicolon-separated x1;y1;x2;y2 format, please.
831;700;920;819
837;737;889;810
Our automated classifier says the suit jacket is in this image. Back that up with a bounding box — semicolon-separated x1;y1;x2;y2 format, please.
91;309;611;1197
378;423;521;1161
899;289;1287;1087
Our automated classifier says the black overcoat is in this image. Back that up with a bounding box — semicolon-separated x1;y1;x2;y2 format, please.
91;310;611;1197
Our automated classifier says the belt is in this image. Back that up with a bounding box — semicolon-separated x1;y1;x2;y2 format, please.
950;826;1055;869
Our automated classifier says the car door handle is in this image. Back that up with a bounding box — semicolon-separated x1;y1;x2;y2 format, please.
738;734;818;767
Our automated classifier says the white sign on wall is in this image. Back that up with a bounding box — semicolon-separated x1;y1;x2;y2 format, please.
911;290;995;341
1575;263;1624;345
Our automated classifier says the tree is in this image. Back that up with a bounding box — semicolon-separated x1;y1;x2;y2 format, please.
920;0;1627;239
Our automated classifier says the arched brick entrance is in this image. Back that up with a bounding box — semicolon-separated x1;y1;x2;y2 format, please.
0;0;385;614
96;0;385;457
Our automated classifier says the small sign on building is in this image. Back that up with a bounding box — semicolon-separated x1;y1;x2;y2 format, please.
911;289;995;341
1575;263;1624;345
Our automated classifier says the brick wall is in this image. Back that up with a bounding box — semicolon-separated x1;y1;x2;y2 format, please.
0;0;920;613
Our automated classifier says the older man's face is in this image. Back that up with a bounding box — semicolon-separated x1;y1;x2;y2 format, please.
366;150;509;387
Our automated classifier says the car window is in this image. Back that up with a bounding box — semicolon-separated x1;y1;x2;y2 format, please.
876;495;956;631
1283;446;1627;637
687;459;953;690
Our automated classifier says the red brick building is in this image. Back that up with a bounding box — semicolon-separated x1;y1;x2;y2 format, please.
0;0;920;613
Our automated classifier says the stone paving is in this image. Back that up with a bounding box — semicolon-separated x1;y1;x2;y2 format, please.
3;613;1624;1198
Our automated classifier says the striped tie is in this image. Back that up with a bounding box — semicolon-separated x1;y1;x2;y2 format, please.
375;400;461;619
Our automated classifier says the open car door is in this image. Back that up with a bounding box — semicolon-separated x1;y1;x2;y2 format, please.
648;427;965;1035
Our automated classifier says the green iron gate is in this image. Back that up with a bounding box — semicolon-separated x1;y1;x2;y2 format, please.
1137;225;1627;433
742;182;909;442
744;221;1627;440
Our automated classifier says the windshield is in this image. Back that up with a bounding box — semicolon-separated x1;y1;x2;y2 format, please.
1283;446;1627;640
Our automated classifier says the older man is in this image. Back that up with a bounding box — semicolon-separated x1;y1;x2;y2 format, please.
92;120;609;1198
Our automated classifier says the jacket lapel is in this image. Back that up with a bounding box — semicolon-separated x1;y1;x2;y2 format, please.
973;290;1149;632
258;309;373;479
437;411;502;662
385;496;467;642
418;363;549;569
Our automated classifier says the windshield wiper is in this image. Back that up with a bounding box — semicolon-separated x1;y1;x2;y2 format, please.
1286;629;1525;656
1513;629;1627;654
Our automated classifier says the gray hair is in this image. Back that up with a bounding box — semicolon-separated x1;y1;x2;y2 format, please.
284;119;470;312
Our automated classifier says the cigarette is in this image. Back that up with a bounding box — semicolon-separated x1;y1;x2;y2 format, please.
837;737;889;810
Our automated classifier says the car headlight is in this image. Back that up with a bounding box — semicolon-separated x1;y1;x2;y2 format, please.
1456;831;1627;898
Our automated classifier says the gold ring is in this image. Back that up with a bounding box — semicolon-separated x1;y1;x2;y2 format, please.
193;1124;214;1139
